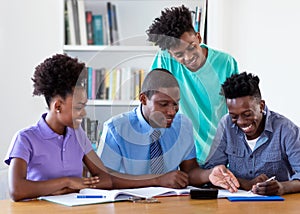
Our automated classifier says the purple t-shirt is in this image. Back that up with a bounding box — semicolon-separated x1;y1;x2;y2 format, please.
4;113;93;181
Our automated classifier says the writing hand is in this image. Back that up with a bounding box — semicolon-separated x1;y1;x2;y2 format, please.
238;174;268;190
252;176;283;195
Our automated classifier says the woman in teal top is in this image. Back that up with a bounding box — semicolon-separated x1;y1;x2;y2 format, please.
147;5;239;164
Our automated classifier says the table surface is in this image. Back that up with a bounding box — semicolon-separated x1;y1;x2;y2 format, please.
1;193;299;214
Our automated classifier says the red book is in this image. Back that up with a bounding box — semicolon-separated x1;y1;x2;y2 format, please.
85;11;93;45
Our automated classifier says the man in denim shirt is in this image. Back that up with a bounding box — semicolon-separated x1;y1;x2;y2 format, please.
204;72;300;195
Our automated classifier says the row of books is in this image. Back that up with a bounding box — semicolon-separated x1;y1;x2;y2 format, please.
86;67;147;101
65;0;119;45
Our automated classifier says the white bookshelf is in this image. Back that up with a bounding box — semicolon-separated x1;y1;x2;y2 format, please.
63;0;204;124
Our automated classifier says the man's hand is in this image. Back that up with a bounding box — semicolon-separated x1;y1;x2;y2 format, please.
156;170;189;188
251;177;284;195
238;174;268;190
209;165;240;192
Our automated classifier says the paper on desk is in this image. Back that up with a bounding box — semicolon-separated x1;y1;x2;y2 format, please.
218;189;261;198
38;186;195;206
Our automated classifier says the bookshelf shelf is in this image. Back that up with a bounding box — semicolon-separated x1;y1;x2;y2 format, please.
64;45;158;52
87;99;139;106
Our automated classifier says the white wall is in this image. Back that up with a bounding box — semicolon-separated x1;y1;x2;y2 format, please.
208;0;300;125
1;0;300;199
0;0;63;173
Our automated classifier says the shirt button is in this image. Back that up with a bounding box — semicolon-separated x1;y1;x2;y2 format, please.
63;148;66;152
250;155;253;158
249;170;253;174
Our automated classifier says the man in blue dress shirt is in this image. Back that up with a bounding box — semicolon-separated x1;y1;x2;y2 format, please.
204;72;300;195
98;68;239;190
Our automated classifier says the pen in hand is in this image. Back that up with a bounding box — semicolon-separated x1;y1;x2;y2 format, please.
251;176;276;193
255;176;276;188
265;176;276;183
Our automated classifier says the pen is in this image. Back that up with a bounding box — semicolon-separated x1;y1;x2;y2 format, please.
255;176;276;189
77;195;106;199
265;176;276;182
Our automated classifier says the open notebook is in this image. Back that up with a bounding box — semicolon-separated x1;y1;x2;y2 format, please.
38;187;284;206
38;186;195;207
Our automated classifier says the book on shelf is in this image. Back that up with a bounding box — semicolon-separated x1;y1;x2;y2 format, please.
95;68;106;100
85;11;93;45
199;0;207;43
193;5;201;33
103;13;110;45
81;117;91;139
92;14;104;45
71;0;80;45
81;117;99;150
106;2;119;45
139;69;145;96
89;120;99;142
38;186;195;207
64;2;71;45
104;68;110;100
106;2;113;45
192;0;207;43
87;67;93;99
77;0;87;45
133;69;140;100
108;69;117;100
66;0;76;45
114;68;122;100
92;68;97;99
111;4;120;45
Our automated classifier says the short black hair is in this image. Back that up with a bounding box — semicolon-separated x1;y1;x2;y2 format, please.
32;54;86;107
141;68;179;99
146;5;195;50
221;72;261;100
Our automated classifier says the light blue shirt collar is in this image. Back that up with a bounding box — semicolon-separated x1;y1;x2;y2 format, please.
136;104;165;136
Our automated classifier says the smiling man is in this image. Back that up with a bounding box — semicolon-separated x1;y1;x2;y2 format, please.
98;68;240;191
147;5;239;165
204;72;300;195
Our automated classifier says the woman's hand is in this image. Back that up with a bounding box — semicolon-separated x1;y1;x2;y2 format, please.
67;176;100;190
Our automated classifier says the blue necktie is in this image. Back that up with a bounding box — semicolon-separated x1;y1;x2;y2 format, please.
150;130;165;174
